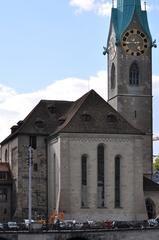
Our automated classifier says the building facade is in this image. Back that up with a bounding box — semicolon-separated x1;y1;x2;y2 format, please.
0;163;13;222
0;0;159;222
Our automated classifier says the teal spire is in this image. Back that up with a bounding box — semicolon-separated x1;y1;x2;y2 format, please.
110;0;152;43
117;0;141;11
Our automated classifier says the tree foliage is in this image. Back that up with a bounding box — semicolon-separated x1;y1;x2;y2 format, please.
153;156;159;171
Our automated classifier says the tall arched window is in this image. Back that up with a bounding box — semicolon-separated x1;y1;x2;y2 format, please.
115;155;121;208
129;62;139;86
111;63;116;89
81;154;88;207
5;149;8;162
97;144;105;207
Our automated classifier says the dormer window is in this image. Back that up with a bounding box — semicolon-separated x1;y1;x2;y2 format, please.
35;119;45;128
81;112;91;122
48;104;56;114
107;113;117;123
58;117;65;125
10;125;18;134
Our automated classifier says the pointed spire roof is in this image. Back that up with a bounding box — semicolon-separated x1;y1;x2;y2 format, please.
110;0;152;43
117;0;141;11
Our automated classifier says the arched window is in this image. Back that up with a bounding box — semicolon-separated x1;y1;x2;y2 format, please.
129;62;139;86
5;149;8;162
115;155;121;208
111;63;116;89
97;144;105;207
81;154;88;207
145;198;156;219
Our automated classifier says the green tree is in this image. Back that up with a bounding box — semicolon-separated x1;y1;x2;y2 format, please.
153;156;159;171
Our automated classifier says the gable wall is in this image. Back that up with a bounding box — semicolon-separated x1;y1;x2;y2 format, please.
48;133;147;221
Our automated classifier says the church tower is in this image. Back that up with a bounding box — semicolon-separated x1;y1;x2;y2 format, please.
106;0;154;177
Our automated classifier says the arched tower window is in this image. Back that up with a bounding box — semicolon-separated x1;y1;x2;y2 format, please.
129;62;139;86
115;155;121;208
5;149;8;162
81;154;88;207
111;63;116;89
97;144;105;207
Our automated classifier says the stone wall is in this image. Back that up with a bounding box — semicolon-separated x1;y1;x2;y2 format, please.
48;132;146;221
1;229;159;240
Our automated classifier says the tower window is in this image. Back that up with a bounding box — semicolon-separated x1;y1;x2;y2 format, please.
115;155;121;208
5;149;8;162
33;163;38;172
134;111;137;119
111;63;116;89
129;62;139;86
97;144;105;207
81;154;88;207
0;189;7;202
29;136;37;149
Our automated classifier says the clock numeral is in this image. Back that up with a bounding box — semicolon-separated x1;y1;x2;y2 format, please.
140;33;145;38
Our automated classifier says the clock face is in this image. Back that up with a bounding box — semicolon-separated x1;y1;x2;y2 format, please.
109;36;116;60
122;29;148;56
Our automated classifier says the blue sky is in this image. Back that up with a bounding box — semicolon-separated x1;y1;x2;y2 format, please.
0;0;159;154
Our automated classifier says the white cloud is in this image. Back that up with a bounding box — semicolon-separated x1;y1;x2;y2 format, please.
69;0;112;16
69;0;95;12
69;0;154;16
0;71;107;142
153;75;159;95
0;84;16;103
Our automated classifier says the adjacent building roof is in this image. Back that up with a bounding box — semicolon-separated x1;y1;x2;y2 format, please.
110;0;152;43
1;100;73;145
143;176;159;191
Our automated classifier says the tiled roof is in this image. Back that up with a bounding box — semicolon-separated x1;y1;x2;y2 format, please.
50;89;143;137
1;100;73;145
1;90;144;145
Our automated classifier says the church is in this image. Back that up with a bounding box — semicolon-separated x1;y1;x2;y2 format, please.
0;0;159;223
